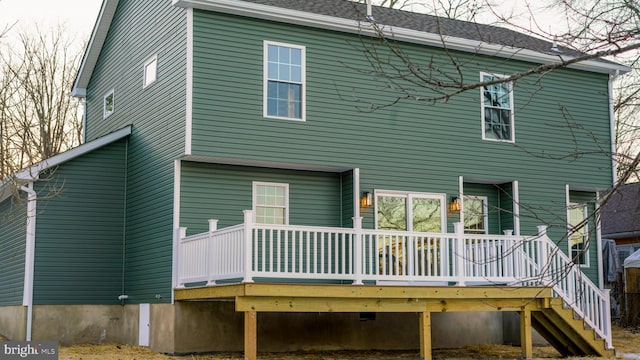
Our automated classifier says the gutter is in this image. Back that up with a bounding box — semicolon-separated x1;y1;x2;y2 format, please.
20;183;37;341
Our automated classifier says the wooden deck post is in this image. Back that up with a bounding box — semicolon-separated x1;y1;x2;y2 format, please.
244;311;257;360
520;309;533;360
419;311;432;360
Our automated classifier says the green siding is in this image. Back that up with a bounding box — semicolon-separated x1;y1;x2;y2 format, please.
85;0;186;303
32;139;127;304
0;194;27;305
180;162;343;233
190;10;613;281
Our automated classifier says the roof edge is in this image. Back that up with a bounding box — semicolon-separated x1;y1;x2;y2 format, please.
15;125;132;181
71;0;120;98
173;0;630;75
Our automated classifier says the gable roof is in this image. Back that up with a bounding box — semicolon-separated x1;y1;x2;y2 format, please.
72;0;629;98
601;182;640;238
0;126;131;202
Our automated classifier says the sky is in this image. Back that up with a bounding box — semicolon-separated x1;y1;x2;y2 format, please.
0;0;563;43
0;0;103;46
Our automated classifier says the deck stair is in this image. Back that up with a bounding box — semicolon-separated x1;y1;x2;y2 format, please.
532;298;614;357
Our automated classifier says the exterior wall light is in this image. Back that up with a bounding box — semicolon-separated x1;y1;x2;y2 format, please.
361;192;373;208
449;196;461;212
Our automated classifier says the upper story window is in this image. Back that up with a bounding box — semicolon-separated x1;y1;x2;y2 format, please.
103;89;114;119
253;182;289;224
264;41;305;121
143;55;158;88
481;73;514;142
568;202;589;266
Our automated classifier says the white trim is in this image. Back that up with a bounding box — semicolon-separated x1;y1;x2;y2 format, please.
480;72;515;143
462;195;488;234
458;176;464;231
374;190;447;232
353;168;360;220
103;89;115;119
567;186;590;268
185;7;193;155
263;40;306;121
596;191;604;288
512;180;520;235
71;0;120;97
171;160;181;303
252;181;290;225
143;55;158;89
73;0;629;96
608;73;618;185
12;126;132;183
172;0;630;75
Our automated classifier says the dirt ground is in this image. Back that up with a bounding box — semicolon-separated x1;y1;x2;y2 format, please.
2;325;638;359
48;325;640;360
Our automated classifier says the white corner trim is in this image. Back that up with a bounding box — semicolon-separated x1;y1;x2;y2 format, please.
185;7;193;156
171;160;181;304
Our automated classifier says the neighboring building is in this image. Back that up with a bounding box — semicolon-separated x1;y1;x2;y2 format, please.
0;0;628;359
602;182;640;264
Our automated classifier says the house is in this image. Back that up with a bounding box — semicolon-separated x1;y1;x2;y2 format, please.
602;182;640;263
0;0;629;359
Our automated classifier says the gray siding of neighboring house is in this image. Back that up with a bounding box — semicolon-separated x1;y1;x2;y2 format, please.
188;10;613;282
180;162;343;234
0;194;27;306
32;139;127;305
84;0;186;303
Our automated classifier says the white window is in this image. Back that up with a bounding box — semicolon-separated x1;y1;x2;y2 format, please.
253;182;289;224
375;191;446;232
103;89;114;119
264;41;305;120
481;73;514;142
143;55;158;88
568;202;589;266
463;195;488;234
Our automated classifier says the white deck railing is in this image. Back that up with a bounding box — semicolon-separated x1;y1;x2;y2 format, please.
177;210;611;348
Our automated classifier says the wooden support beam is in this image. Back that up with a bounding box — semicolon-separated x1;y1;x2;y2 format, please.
244;311;257;360
419;312;432;360
520;309;533;360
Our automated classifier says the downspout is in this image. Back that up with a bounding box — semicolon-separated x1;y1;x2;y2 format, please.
20;183;37;341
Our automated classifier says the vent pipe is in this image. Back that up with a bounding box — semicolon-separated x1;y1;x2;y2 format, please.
366;0;372;17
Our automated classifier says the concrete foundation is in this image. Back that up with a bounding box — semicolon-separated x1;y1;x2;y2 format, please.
0;305;27;341
31;305;134;345
0;302;543;354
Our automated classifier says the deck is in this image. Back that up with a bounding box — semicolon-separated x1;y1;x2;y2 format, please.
175;210;613;359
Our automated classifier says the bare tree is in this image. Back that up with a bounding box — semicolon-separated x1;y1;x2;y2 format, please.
0;25;83;181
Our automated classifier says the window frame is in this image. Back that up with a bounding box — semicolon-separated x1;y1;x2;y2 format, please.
567;202;590;267
463;195;489;234
103;89;115;119
263;40;306;121
143;55;158;89
252;181;289;225
374;190;447;233
480;72;515;143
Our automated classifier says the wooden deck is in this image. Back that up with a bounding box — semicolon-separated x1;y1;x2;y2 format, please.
174;283;612;360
